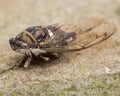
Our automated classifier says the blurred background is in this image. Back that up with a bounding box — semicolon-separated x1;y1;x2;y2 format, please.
0;0;119;26
0;0;120;95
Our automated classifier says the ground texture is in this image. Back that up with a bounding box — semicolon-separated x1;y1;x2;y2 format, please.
0;0;120;96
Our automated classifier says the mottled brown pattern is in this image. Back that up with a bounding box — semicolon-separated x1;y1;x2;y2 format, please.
9;18;115;68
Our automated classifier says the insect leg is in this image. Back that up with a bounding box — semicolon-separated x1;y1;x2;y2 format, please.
23;56;32;68
39;55;50;61
30;48;46;56
18;56;27;67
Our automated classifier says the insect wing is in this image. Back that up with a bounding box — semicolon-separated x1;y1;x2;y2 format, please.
42;18;116;52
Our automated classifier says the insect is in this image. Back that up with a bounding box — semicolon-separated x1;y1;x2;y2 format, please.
9;18;116;68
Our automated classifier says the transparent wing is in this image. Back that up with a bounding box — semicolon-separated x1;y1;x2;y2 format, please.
42;18;116;53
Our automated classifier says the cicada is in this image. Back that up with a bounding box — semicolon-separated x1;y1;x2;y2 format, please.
9;18;116;67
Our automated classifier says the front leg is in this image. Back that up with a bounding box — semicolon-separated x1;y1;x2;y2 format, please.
18;56;27;67
23;56;32;68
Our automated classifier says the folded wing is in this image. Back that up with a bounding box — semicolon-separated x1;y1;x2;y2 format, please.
42;18;116;52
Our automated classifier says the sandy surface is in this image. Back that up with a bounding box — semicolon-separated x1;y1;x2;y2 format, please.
0;0;120;95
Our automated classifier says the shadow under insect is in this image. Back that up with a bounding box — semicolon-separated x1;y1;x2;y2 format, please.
26;53;62;68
